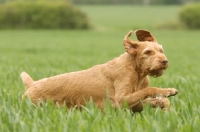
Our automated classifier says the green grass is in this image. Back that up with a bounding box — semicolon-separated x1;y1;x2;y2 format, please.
79;5;181;30
0;5;200;132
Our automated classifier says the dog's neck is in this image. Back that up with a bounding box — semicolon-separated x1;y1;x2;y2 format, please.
120;52;149;79
115;53;149;91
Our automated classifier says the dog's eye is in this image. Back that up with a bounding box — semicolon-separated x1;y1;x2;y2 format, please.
144;50;152;54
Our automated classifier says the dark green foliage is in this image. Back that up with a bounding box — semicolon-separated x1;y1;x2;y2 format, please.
0;0;90;29
179;3;200;29
70;0;196;5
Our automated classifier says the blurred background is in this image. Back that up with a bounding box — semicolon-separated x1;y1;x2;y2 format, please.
0;0;200;30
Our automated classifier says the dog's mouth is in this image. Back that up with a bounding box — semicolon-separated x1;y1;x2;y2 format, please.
149;68;166;77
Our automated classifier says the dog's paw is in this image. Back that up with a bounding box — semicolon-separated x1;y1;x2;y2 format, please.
165;88;178;97
149;97;170;110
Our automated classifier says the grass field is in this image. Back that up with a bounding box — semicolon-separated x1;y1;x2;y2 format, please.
0;5;200;132
80;5;181;30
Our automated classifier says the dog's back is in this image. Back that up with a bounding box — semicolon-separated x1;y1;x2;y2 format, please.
20;62;119;107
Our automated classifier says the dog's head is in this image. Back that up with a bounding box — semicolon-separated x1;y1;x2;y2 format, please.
123;30;168;77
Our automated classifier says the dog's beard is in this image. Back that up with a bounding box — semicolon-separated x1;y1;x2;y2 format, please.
150;69;164;77
148;63;168;77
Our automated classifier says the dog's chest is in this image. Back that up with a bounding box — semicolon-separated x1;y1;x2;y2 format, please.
134;77;149;91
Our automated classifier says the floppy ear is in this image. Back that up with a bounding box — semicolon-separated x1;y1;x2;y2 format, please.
123;30;138;55
134;29;157;42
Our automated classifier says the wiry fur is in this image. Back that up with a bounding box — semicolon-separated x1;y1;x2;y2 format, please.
20;72;33;89
21;30;178;112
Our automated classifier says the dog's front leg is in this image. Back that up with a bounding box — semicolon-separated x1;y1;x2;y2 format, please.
115;87;178;108
143;97;170;110
131;97;170;112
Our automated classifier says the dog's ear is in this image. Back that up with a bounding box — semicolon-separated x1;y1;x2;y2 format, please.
123;30;138;55
134;30;157;42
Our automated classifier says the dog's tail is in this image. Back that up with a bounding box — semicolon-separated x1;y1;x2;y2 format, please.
20;72;34;89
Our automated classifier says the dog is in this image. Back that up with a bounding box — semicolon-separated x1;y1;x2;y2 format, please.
21;30;178;112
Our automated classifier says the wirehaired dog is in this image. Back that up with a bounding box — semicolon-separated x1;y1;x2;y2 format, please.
21;30;178;112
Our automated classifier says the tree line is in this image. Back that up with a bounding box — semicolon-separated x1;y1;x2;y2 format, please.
1;0;200;5
70;0;200;5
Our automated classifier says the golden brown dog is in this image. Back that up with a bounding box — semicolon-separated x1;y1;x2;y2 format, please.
21;30;178;112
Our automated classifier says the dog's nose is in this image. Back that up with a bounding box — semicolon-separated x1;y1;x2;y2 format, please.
161;60;168;65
